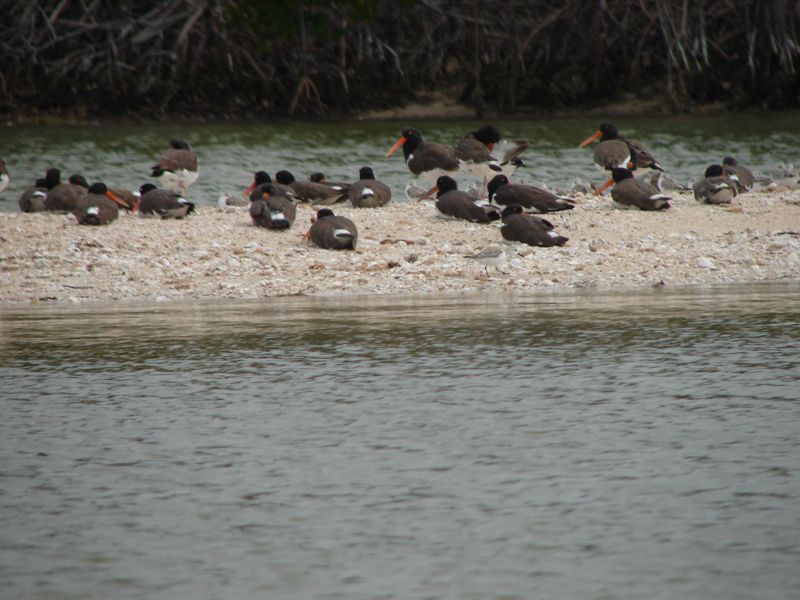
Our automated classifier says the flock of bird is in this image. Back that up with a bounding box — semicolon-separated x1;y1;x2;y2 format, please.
1;122;765;268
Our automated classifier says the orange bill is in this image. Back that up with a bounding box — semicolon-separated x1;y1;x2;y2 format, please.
385;136;407;158
418;185;438;202
593;177;614;196
105;190;130;209
579;130;602;148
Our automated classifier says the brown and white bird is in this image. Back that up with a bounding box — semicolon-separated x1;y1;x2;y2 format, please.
43;168;89;212
151;139;198;194
306;208;358;250
455;125;527;178
68;173;138;212
0;159;9;193
136;183;195;218
73;182;130;225
421;176;500;222
18;177;48;212
722;156;755;193
608;168;671;210
500;204;569;247
275;170;348;204
385;127;459;182
348;167;392;208
580;122;663;193
693;165;738;205
249;184;296;230
487;174;576;213
309;172;350;189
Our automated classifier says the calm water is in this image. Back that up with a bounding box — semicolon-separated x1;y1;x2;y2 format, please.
1;283;799;600
1;113;798;211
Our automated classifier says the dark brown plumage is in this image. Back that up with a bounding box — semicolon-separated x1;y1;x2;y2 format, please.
43;168;88;212
580;122;664;181
722;156;755;192
246;171;296;202
275;170;348;204
424;176;500;222
307;209;358;250
19;177;47;212
73;183;126;225
249;185;296;229
609;168;671;210
385;127;459;178
455;125;527;178
348;167;392;208
487;175;576;213
137;183;195;219
693;165;738;204
500;204;568;247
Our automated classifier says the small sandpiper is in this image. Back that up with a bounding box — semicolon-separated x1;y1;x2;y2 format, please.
464;244;508;276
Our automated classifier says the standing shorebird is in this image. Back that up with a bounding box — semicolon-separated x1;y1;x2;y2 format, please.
151;139;198;195
0;159;9;193
579;122;664;194
455;125;527;178
464;245;508;277
385;127;460;184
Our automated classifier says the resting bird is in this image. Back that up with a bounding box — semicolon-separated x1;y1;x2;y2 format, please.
19;177;48;212
348;167;392;208
306;208;358;250
500;204;568;247
309;172;350;189
137;183;195;218
693;165;737;205
43;168;88;212
73;182;129;226
421;176;500;222
608;168;671;210
275;170;348;204
151;139;198;194
487;174;575;213
245;171;295;201
249;184;296;230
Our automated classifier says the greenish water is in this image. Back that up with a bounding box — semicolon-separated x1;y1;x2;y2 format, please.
1;283;799;599
0;112;798;210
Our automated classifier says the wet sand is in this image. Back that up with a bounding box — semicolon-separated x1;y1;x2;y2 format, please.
1;188;799;305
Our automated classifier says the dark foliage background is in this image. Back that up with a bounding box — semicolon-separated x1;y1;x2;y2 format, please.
1;0;798;118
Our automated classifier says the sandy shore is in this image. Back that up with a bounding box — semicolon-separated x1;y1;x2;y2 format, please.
1;188;799;305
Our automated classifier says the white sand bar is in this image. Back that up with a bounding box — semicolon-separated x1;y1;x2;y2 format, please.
1;189;799;305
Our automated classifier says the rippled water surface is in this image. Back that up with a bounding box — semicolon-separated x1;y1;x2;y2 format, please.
1;113;798;211
1;283;799;599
